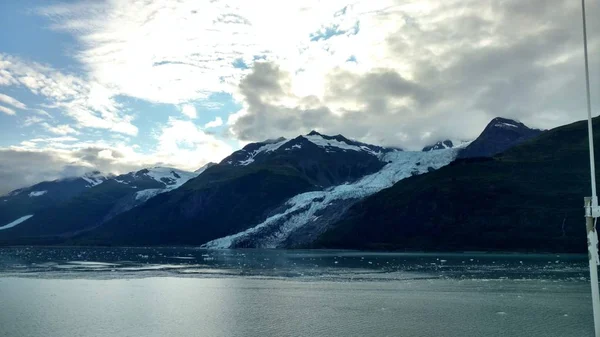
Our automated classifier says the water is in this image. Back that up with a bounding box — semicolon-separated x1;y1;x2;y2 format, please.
0;247;595;336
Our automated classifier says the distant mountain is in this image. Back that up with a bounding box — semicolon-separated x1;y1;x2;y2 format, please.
0;167;198;244
457;117;542;158
195;162;217;174
315;118;594;253
422;140;454;152
73;131;399;246
0;171;110;228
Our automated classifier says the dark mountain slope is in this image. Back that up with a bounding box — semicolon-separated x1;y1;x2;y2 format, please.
458;117;542;158
317;118;598;253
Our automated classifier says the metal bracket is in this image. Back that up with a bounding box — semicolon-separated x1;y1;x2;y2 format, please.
585;197;600;218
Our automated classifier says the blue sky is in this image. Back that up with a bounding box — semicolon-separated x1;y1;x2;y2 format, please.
0;0;599;193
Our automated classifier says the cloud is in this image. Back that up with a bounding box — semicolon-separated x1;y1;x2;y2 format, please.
204;117;223;128
35;0;380;104
41;123;80;135
2;0;598;193
0;147;145;195
22;116;45;126
0;105;16;115
0;128;231;195
155;117;233;168
227;0;600;149
180;104;197;119
0;93;27;110
0;53;138;135
0;117;234;194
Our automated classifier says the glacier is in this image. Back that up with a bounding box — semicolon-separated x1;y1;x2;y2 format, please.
203;147;460;249
0;215;34;231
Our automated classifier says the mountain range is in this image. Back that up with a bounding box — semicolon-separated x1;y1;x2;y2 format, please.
1;116;589;252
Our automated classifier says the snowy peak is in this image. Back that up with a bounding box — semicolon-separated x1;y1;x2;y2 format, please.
133;167;198;189
489;117;527;130
301;132;391;156
81;171;110;187
422;140;454;152
222;137;290;166
458;117;542;159
221;132;393;167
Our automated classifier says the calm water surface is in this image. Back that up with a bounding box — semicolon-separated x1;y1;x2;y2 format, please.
0;247;594;336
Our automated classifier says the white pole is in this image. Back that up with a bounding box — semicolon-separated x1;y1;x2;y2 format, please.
581;0;600;335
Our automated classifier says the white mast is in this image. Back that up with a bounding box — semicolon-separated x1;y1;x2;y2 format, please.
581;0;600;335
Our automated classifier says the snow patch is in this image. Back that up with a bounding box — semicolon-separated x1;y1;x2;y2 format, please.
82;172;107;187
305;135;370;153
0;215;33;230
141;167;198;188
236;138;290;165
28;191;47;197
495;122;518;128
285;144;302;151
203;148;459;249
132;168;199;203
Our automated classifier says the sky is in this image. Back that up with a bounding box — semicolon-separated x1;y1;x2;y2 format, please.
0;0;599;194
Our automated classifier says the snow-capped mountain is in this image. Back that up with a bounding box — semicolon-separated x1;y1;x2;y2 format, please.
0;171;112;228
203;147;459;248
221;131;392;168
73;131;402;246
0;117;546;248
0;167;199;243
457;117;542;158
124;167;199;204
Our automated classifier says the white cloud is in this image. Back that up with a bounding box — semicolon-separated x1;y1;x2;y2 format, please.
0;53;138;136
0;118;234;194
204;116;223;128
36;0;374;105
41;123;80;135
23;116;45;126
33;109;52;118
33;0;599;151
0;105;16;115
180;104;197;119
155;117;232;168
0;93;27;109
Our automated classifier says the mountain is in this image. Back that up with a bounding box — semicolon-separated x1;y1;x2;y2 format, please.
0;167;198;244
0;171;110;228
422;140;454;152
315;118;597;253
203;148;458;249
72;132;399;246
195;162;217;173
457;117;542;158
